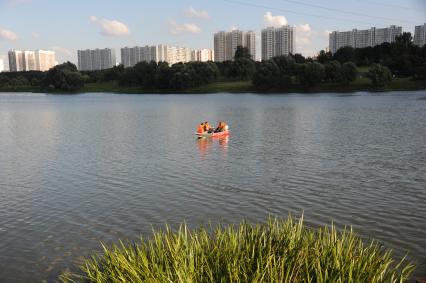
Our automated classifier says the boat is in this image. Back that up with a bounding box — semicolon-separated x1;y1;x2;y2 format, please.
196;130;230;138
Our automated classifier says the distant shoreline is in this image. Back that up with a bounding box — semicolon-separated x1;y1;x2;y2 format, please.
1;78;426;95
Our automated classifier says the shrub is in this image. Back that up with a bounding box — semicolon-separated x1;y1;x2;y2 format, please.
366;63;393;88
61;216;414;283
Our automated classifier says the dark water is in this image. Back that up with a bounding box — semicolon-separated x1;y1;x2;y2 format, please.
0;92;425;282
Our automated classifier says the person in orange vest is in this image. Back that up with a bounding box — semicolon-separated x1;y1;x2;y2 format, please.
197;122;205;134
214;121;226;133
204;121;211;132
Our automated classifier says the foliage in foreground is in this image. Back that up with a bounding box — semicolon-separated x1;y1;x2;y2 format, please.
61;216;414;283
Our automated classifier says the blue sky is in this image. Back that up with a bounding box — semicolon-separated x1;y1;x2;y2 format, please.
0;0;425;67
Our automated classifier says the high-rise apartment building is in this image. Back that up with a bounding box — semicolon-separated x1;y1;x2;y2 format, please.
8;50;56;72
121;45;211;67
192;49;214;62
261;25;295;61
35;50;56;71
77;48;116;71
214;30;256;62
414;23;426;47
329;25;402;54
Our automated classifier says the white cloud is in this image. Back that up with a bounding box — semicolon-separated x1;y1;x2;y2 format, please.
296;24;312;45
51;46;72;56
323;30;332;37
32;32;40;38
185;7;210;19
168;20;201;35
90;16;130;37
0;28;18;41
264;12;287;27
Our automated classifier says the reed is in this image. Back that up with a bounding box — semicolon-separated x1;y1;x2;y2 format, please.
61;216;414;282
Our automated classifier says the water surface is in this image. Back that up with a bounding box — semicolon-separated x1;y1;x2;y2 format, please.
0;92;425;281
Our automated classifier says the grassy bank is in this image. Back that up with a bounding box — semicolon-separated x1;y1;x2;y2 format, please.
61;216;414;283
1;77;425;94
80;77;426;94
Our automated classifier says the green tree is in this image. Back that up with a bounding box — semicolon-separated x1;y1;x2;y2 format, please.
252;61;280;90
366;63;392;88
41;62;85;91
324;61;341;82
229;58;256;80
333;46;355;63
338;62;358;84
234;46;252;60
293;53;306;64
297;62;325;87
317;50;333;64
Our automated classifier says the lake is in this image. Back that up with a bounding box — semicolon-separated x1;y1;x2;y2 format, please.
0;91;425;282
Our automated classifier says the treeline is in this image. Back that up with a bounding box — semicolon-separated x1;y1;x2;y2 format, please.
0;33;425;92
253;33;426;90
0;62;86;91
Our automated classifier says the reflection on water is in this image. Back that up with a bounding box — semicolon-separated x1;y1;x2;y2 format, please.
197;136;229;159
0;92;425;282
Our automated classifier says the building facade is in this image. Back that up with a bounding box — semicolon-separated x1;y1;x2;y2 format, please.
121;45;212;67
0;58;4;72
77;48;116;71
36;50;56;71
8;50;56;72
261;25;295;61
414;23;426;47
214;30;256;62
329;25;402;54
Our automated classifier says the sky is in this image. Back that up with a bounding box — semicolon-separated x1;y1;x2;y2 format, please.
0;0;425;68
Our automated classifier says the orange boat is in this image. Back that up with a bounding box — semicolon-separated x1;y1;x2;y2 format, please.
196;130;230;138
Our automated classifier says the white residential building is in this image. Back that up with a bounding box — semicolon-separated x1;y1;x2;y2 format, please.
414;23;426;47
35;50;56;71
195;49;214;62
0;58;4;72
8;50;56;72
329;25;402;54
77;48;116;71
261;26;295;61
214;30;256;62
121;45;209;67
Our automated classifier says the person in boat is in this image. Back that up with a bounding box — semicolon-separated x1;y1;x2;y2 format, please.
204;121;212;132
197;122;205;134
214;121;228;133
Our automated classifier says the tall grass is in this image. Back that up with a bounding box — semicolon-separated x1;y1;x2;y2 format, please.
61;216;414;282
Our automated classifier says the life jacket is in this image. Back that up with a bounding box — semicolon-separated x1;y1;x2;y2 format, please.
197;125;204;133
204;123;210;131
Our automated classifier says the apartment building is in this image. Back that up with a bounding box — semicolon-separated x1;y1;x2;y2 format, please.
8;50;56;72
329;25;402;54
121;45;212;67
261;25;295;61
214;30;256;62
77;48;116;71
192;49;214;62
414;23;426;47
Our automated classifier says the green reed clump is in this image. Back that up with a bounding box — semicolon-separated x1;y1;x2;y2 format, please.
61;216;414;283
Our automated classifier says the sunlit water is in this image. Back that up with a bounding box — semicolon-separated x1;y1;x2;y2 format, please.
0;92;425;282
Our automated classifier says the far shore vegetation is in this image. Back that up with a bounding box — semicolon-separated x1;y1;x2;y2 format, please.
60;216;414;283
1;32;425;94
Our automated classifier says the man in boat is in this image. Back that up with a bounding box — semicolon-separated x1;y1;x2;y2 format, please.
214;121;228;133
204;121;212;132
197;122;205;134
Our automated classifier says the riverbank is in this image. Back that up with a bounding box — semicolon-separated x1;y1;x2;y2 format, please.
61;216;414;282
1;77;425;94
